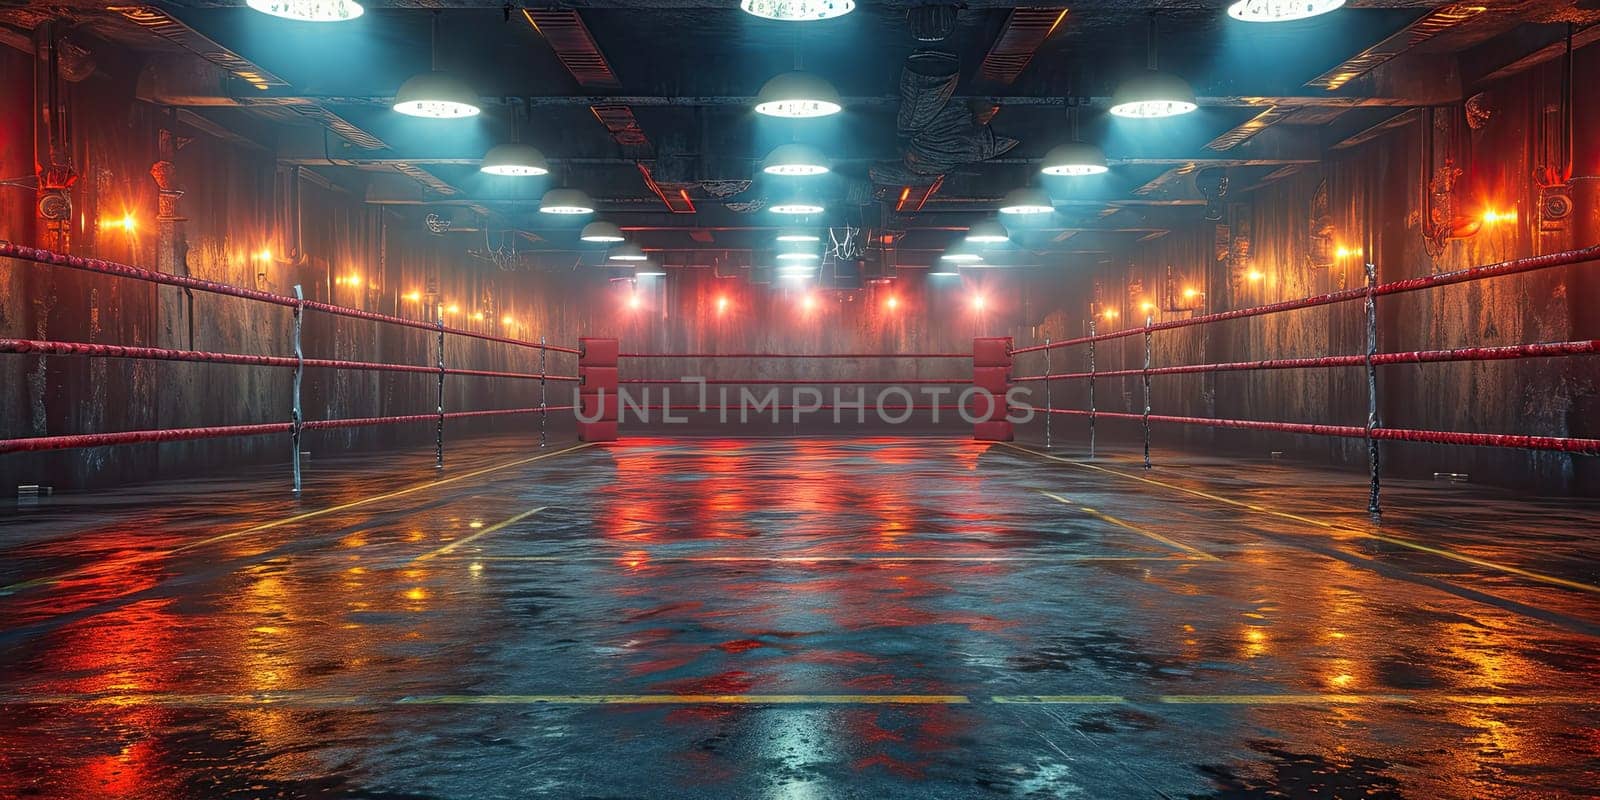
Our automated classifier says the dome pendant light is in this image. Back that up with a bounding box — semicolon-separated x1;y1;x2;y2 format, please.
1228;0;1346;23
247;0;364;22
1109;16;1197;119
998;187;1053;216
761;143;831;176
581;221;625;243
481;104;549;176
481;143;549;176
608;243;648;262
394;13;480;118
1042;142;1109;176
965;219;1009;244
754;72;842;118
540;188;595;215
740;0;856;22
1041;108;1109;176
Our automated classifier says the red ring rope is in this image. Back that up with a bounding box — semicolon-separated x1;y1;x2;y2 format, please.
619;352;971;359
0;338;581;382
1013;339;1600;382
0;407;575;455
619;378;969;385
1042;409;1600;455
1011;245;1600;355
0;243;580;355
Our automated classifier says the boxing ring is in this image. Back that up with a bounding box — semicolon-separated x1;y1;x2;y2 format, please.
3;243;1598;512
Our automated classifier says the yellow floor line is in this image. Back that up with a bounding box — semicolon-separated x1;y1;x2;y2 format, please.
397;694;971;705
0;443;593;596
458;555;1187;564
413;507;548;562
1039;491;1220;561
1003;443;1600;595
0;691;1591;707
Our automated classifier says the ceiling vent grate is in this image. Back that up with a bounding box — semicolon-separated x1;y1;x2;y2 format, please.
1305;3;1487;91
979;7;1069;84
523;8;622;89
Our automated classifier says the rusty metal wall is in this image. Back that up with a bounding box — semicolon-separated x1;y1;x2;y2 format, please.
1013;52;1600;494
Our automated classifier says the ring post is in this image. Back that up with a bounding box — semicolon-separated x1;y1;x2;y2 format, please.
1364;261;1382;515
539;335;548;448
291;285;304;494
1142;313;1153;470
1087;319;1097;458
435;318;446;469
1043;336;1052;449
972;337;1014;441
578;337;619;442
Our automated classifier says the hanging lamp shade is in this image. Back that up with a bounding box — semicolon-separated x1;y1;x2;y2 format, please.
941;248;983;263
607;243;648;262
997;187;1053;215
761;143;831;176
1108;70;1197;119
580;221;625;243
776;229;821;243
393;72;480;118
480;143;549;176
1228;0;1346;22
247;0;364;21
965;220;1009;244
754;72;842;118
539;188;595;215
1041;142;1110;176
740;0;856;21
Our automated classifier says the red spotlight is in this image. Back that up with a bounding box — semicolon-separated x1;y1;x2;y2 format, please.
801;293;817;312
716;295;729;314
971;294;986;312
627;293;641;310
885;295;899;311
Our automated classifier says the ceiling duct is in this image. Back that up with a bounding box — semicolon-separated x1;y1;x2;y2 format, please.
872;51;1018;189
906;3;959;42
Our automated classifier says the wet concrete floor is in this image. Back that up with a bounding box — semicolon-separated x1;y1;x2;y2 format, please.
1;436;1597;798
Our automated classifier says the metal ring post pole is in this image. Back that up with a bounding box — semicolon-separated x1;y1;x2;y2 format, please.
1087;320;1097;458
1143;314;1153;470
1043;337;1052;449
435;318;445;469
291;285;304;494
1365;261;1382;514
539;335;548;448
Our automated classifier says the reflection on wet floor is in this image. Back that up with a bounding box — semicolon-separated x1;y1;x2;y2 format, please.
1;436;1597;798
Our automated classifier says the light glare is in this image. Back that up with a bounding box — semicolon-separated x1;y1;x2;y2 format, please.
1227;0;1346;23
740;0;856;21
246;0;364;21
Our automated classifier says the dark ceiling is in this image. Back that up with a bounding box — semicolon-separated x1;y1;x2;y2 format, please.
4;0;1594;266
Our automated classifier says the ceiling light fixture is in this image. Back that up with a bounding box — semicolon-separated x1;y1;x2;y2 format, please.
941;250;984;263
247;0;364;21
540;188;595;215
777;251;819;261
740;0;856;21
1228;0;1346;23
770;201;826;215
965;220;1009;244
776;230;821;242
608;243;648;261
997;187;1053;215
480;143;549;176
929;266;960;276
394;72;480;118
393;13;479;118
1109;15;1197;119
1041;141;1109;176
754;72;842;118
761;143;831;176
581;221;625;243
